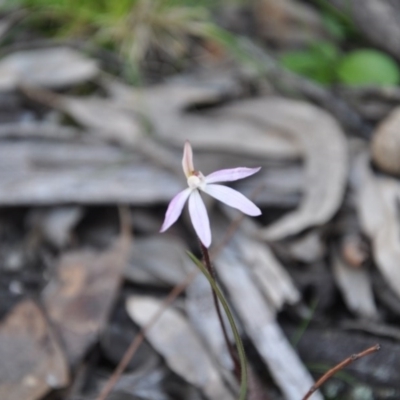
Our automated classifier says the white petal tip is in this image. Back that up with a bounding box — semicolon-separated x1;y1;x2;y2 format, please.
200;237;211;248
159;220;172;233
245;205;262;217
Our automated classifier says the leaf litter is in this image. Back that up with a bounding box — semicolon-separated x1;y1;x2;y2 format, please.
354;152;400;300
225;98;348;241
210;216;321;400
42;234;130;366
126;296;236;400
332;247;378;320
0;10;399;399
0;300;69;400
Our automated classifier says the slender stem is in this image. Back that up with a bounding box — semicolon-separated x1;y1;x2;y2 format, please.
302;344;380;400
199;241;241;381
188;251;248;400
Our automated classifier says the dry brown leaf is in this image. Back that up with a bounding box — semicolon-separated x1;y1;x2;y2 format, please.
0;300;69;400
42;236;130;366
355;153;400;299
371;106;400;176
0;48;98;90
332;249;378;319
225;98;347;240
126;296;235;400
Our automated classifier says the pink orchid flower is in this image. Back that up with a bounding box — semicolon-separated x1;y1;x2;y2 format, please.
160;141;261;247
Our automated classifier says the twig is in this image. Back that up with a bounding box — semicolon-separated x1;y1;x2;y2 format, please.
301;344;380;400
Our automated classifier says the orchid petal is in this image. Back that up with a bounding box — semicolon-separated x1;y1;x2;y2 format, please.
188;190;211;247
182;140;194;178
202;184;261;216
205;167;261;184
160;188;191;232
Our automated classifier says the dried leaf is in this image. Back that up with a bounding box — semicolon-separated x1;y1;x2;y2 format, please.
371;106;400;176
332;249;378;319
354;153;400;299
0;141;183;205
224;98;347;240
42;237;130;365
125;236;191;286
236;233;300;309
0;300;69;400
214;212;300;310
0;48;98;90
59;96;141;146
126;296;235;400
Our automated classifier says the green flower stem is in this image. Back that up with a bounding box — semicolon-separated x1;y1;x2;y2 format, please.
188;251;248;400
199;241;241;381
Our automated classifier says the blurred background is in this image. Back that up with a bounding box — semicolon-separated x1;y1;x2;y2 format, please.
0;1;400;400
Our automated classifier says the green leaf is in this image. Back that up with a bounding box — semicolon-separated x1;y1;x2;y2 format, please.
311;41;339;61
337;49;400;86
280;41;340;84
187;251;248;400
